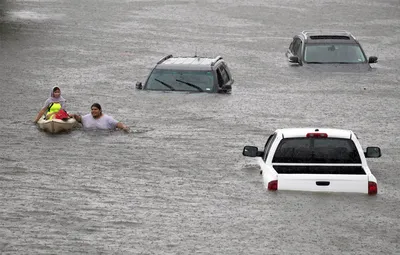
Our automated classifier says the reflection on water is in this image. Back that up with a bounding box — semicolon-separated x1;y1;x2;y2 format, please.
0;0;19;38
0;0;58;39
0;1;4;17
0;0;7;20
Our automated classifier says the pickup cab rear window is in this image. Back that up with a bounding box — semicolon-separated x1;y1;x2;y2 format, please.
272;138;361;164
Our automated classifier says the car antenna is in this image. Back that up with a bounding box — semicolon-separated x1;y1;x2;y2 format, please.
194;47;197;58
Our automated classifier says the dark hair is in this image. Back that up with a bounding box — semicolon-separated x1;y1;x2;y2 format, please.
91;103;102;111
53;87;60;92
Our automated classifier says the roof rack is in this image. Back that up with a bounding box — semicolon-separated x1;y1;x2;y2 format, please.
301;30;353;39
157;54;173;64
210;56;223;66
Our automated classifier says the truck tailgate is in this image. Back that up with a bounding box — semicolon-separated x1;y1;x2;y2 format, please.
278;174;369;194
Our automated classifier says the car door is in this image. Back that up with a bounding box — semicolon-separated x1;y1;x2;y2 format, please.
260;133;279;189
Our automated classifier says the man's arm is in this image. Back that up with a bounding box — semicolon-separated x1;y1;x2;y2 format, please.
116;122;130;132
70;114;82;123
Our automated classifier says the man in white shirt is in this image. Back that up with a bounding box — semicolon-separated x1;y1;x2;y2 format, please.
71;103;130;132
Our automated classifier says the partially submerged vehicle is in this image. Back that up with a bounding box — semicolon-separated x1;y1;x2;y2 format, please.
136;55;234;93
243;128;382;195
285;30;378;71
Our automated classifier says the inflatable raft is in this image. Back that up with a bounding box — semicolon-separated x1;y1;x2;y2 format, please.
37;117;78;133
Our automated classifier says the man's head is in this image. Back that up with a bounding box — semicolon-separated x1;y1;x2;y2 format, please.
91;103;102;119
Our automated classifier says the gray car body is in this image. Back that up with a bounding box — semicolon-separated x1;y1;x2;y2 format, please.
285;30;378;72
137;55;234;93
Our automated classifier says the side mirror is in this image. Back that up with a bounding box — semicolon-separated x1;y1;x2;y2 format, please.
136;82;143;89
289;56;299;63
368;56;378;63
243;146;263;157
365;147;381;158
220;84;232;92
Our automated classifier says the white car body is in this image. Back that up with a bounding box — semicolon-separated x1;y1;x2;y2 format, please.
243;128;380;195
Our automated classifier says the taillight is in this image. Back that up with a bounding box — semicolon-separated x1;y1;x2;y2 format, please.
368;181;377;195
306;133;328;138
268;180;278;191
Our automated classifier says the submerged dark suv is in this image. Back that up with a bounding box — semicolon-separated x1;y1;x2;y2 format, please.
136;55;234;93
285;30;378;71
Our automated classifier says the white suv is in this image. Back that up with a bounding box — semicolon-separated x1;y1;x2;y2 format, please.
243;128;382;195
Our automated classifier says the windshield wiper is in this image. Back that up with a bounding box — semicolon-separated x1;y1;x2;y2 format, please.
306;62;325;64
176;79;204;92
155;79;175;91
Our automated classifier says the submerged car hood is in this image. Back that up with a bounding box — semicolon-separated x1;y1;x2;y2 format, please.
303;63;372;72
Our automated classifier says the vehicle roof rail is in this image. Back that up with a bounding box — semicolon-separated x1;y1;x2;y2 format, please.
157;54;173;64
211;56;223;66
301;30;352;39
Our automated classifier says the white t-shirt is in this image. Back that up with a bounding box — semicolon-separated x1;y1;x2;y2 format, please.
81;114;119;130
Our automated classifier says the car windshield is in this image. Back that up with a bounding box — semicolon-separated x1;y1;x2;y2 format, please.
304;44;366;63
272;138;361;163
145;69;215;92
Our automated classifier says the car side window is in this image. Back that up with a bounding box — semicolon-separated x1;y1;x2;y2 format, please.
289;40;295;52
217;65;230;86
217;69;224;86
263;133;277;162
292;38;302;56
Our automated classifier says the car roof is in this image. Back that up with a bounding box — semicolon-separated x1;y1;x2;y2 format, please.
275;128;353;139
299;30;359;44
154;55;224;71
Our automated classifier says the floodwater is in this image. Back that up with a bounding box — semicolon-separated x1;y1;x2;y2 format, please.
1;0;399;254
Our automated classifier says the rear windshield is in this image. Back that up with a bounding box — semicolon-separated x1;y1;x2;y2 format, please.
273;165;365;175
272;138;361;163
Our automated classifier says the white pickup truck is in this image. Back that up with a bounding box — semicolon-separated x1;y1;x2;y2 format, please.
243;128;382;195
